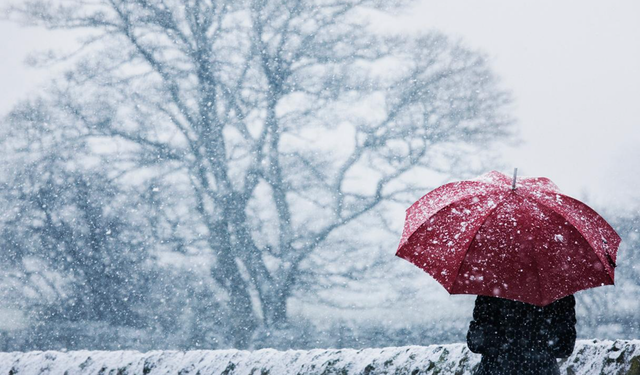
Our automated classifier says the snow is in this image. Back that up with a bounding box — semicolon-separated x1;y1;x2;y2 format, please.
0;340;638;374
0;0;638;360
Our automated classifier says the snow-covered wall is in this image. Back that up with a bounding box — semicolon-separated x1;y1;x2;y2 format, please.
0;340;638;374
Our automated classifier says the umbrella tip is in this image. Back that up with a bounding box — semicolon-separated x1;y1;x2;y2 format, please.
512;168;518;190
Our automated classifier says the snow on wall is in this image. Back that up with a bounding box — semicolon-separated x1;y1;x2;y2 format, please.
0;339;638;374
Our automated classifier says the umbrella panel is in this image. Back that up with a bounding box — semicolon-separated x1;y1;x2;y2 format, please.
396;189;508;290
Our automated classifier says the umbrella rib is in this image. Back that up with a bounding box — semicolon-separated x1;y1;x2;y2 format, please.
522;194;615;285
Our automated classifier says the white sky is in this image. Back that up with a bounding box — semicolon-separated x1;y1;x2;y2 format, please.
1;0;639;212
370;0;640;213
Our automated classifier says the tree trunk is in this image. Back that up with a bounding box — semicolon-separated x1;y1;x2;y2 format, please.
213;250;258;349
263;289;289;328
207;217;259;349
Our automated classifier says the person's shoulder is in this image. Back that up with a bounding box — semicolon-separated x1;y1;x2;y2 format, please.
557;294;575;304
475;295;509;308
548;294;575;310
476;295;500;303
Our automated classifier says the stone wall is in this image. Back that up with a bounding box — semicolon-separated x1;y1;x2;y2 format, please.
0;339;638;374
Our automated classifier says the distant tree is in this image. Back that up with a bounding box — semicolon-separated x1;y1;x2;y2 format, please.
0;99;235;350
0;109;151;348
5;0;514;347
575;209;640;338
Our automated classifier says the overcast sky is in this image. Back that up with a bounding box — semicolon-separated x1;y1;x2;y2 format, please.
371;0;640;213
1;0;639;213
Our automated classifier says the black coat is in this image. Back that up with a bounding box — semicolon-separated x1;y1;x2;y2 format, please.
466;294;576;375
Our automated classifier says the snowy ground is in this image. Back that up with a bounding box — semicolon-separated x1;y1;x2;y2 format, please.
0;339;638;374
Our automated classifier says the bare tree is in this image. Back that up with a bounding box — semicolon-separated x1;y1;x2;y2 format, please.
574;210;640;338
0;104;152;346
5;0;514;347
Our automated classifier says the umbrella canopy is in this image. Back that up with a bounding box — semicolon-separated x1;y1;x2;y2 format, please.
395;170;621;306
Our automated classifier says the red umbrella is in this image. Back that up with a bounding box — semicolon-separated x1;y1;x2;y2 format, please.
395;170;621;306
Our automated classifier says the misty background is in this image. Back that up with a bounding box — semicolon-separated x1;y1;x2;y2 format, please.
0;0;638;351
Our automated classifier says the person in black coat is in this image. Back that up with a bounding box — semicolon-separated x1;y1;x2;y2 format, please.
466;294;576;375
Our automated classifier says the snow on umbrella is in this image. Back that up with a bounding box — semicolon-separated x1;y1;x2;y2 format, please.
395;170;621;306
